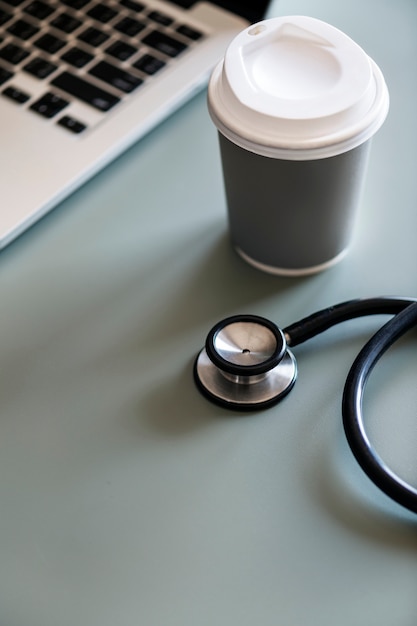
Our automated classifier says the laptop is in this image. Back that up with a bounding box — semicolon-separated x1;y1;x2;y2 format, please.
0;0;271;249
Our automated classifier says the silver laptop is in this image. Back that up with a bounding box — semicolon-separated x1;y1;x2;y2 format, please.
0;0;270;249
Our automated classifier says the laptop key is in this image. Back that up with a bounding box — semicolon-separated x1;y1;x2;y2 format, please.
89;60;143;93
106;40;136;61
34;33;66;54
176;24;203;41
132;53;165;75
3;84;30;103
77;26;109;47
24;57;57;78
120;0;145;13
61;0;89;9
0;43;30;64
23;0;55;20
61;46;94;68
119;0;144;11
0;66;14;84
2;0;25;7
30;92;69;118
7;18;40;40
58;115;87;134
147;11;173;27
50;12;82;34
0;9;13;26
51;71;120;111
141;31;187;57
114;17;146;37
87;4;118;23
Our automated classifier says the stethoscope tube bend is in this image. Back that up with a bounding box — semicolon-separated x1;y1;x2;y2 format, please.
342;302;417;513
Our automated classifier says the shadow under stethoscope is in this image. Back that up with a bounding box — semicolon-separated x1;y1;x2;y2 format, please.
140;355;257;438
143;377;417;553
308;432;417;545
141;323;417;548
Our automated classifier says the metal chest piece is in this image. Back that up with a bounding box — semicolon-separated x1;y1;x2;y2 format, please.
194;315;297;410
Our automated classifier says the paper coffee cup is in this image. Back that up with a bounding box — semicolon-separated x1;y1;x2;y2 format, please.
208;16;389;275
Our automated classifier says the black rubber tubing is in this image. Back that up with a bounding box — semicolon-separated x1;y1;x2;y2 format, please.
341;301;417;513
283;296;417;513
283;297;417;347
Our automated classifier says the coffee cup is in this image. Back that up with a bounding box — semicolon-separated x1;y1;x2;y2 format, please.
207;16;389;275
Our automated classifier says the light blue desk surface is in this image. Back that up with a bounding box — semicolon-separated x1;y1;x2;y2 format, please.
1;1;416;624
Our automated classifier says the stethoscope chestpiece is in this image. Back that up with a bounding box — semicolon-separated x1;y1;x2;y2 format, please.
194;314;297;410
193;299;417;513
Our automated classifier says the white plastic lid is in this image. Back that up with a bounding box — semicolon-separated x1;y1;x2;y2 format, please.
208;16;389;160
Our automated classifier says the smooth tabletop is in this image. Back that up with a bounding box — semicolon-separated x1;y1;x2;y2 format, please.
1;1;416;624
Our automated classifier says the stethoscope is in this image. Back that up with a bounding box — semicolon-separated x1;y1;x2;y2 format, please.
194;297;417;514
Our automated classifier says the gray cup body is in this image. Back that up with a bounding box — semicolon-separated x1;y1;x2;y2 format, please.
218;133;372;274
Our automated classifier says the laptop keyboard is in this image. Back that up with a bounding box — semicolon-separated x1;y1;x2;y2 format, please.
0;0;204;133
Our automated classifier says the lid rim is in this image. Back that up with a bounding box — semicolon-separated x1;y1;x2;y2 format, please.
210;112;386;160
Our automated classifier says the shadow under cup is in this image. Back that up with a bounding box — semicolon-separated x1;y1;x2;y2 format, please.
218;133;372;276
